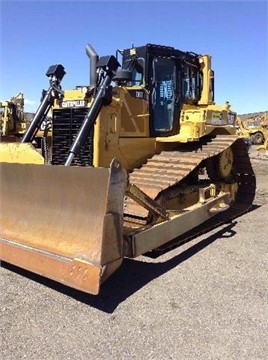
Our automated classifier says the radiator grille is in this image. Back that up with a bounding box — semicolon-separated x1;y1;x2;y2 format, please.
52;107;93;166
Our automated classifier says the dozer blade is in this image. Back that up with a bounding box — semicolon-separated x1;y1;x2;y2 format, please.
0;158;126;295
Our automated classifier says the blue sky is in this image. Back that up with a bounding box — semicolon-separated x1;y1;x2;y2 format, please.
1;0;267;114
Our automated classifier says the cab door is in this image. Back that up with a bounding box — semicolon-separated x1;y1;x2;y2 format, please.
150;57;180;137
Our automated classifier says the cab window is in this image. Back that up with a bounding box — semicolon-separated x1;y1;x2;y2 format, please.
151;57;176;132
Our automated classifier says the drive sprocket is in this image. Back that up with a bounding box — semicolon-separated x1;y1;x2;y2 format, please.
206;146;234;181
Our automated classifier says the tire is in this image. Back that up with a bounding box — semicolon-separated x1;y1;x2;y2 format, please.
251;132;264;145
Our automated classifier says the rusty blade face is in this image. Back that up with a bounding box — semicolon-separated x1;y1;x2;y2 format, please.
0;159;126;295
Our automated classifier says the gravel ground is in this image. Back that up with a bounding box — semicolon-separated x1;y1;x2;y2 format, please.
1;146;268;360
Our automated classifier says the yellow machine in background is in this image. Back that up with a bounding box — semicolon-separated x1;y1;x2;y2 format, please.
0;92;26;140
236;114;268;145
0;91;51;156
0;43;256;295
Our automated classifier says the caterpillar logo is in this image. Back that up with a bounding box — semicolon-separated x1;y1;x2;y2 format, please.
60;100;87;108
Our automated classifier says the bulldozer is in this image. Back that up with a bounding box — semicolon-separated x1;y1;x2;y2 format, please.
0;91;52;153
0;92;26;140
0;43;256;295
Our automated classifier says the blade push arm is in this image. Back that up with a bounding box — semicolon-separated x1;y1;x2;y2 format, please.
21;64;65;143
65;56;120;166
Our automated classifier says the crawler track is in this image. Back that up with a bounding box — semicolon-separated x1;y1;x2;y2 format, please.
124;135;256;250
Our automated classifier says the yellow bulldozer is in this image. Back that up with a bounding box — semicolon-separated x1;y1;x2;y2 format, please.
0;91;52;156
0;92;27;140
0;43;256;295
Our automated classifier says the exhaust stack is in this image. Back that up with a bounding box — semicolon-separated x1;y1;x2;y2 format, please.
86;44;99;87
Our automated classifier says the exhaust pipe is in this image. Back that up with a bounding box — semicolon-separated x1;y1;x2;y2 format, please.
86;44;99;87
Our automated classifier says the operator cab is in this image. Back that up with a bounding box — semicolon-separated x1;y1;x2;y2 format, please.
116;44;203;137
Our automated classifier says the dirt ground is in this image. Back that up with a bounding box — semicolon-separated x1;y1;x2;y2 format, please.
1;145;267;360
